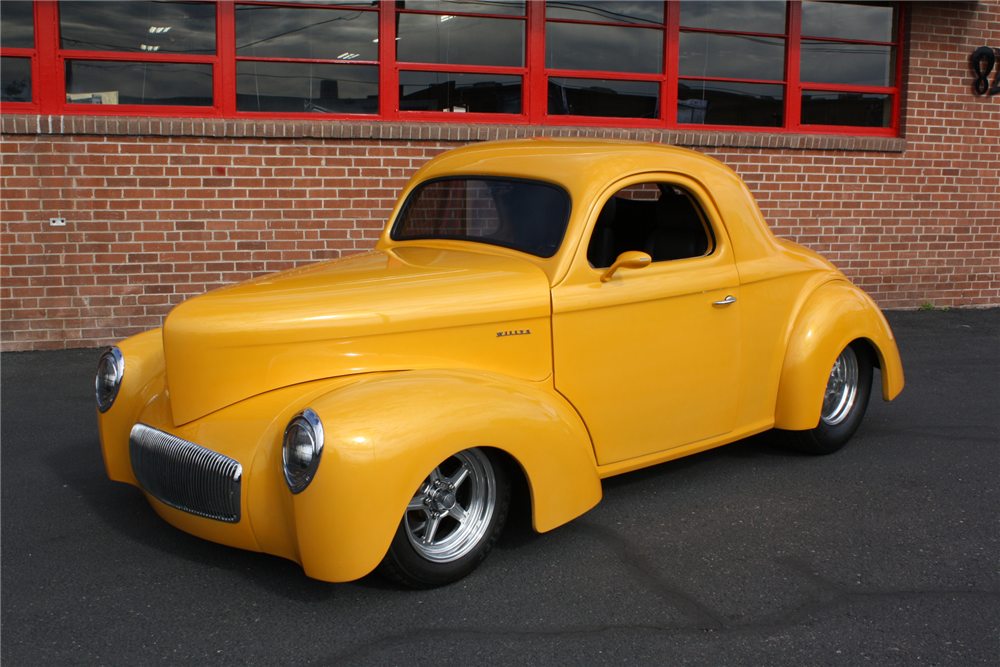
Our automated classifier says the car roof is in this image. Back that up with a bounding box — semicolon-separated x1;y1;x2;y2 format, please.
410;138;735;195
379;138;785;285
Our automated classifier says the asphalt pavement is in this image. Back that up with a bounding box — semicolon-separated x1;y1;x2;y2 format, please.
2;309;998;666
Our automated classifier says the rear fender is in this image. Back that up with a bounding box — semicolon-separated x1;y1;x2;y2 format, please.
774;282;904;431
292;369;602;582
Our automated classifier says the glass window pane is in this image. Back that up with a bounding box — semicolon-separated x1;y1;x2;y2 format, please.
680;1;786;34
1;57;32;102
397;13;523;66
235;6;377;61
548;78;659;118
59;1;216;55
65;60;213;106
588;184;712;268
680;32;784;82
678;80;783;127
801;91;891;127
394;178;570;258
802;2;896;42
399;1;525;16
400;71;521;113
280;1;378;6
1;1;35;49
236;61;377;113
801;41;894;86
545;2;662;25
546;22;662;74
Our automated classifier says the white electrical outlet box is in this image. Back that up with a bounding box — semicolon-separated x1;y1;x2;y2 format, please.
49;218;67;226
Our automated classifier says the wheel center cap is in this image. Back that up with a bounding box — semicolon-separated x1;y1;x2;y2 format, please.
439;492;456;510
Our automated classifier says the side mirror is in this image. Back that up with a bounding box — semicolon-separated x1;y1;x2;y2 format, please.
600;251;652;282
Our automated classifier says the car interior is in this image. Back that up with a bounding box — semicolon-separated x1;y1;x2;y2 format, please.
587;184;714;269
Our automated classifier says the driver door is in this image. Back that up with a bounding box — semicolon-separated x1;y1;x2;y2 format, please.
551;177;741;466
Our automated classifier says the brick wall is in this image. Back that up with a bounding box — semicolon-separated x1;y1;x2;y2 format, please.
2;1;998;351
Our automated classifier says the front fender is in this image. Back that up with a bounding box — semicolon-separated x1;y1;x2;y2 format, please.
289;369;602;582
97;328;166;485
774;281;904;431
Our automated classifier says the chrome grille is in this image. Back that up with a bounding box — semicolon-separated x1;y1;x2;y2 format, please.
129;423;242;523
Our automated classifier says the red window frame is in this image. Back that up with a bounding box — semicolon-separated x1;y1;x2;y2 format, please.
5;1;905;137
539;2;668;127
228;1;381;119
0;1;40;113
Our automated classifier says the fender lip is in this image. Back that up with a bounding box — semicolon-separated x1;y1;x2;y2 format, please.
774;280;904;431
286;368;601;582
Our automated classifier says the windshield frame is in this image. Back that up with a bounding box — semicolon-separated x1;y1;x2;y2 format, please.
389;175;572;259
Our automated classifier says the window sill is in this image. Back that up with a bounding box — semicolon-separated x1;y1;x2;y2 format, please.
0;115;907;153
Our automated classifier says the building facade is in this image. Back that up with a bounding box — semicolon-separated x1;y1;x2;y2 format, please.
1;0;998;351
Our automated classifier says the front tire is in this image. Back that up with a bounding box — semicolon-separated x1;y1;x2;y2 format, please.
775;341;873;455
378;448;510;588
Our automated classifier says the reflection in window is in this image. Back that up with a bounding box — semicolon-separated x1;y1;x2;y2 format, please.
680;32;785;82
59;1;216;55
802;1;896;42
680;1;786;35
280;0;378;5
801;91;891;127
678;81;783;127
235;6;377;61
546;22;662;75
545;1;662;25
801;41;894;87
393;178;569;258
65;61;212;106
549;78;658;118
400;72;521;113
236;62;377;113
1;57;32;102
1;1;35;49
397;13;523;67
400;1;525;17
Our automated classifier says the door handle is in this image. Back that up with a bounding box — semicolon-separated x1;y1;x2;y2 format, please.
713;295;737;306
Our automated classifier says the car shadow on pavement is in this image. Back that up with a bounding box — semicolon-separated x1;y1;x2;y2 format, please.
41;438;363;601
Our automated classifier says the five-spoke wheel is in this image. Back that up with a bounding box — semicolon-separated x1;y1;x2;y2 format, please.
379;448;510;588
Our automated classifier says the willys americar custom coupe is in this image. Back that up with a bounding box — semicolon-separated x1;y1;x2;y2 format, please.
96;139;904;588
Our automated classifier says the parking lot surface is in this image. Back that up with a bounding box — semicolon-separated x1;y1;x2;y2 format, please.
2;309;998;666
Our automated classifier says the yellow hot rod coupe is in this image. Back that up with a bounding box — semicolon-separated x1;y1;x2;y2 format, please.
96;139;904;588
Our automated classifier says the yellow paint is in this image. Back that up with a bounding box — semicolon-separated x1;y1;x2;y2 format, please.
600;250;652;282
97;138;904;583
773;281;905;430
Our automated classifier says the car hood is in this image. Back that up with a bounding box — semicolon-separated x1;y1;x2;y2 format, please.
162;247;553;425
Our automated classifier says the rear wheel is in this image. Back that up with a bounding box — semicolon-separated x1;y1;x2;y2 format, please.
775;341;873;455
378;448;510;588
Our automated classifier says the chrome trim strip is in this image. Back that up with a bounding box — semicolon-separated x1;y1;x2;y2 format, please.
129;423;242;523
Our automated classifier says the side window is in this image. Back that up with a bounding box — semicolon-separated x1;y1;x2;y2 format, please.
587;182;714;269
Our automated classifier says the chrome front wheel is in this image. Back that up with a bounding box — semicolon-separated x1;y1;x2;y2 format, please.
379;448;510;588
404;449;497;563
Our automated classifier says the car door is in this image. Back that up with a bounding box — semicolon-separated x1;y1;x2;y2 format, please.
551;176;741;467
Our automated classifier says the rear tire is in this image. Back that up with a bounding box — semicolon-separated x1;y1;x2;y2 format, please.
774;341;873;455
378;448;510;589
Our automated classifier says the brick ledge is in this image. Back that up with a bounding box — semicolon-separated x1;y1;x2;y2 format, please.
0;115;906;153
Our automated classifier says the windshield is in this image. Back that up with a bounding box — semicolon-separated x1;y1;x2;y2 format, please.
391;177;570;258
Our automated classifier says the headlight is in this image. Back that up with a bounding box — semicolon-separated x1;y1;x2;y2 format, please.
95;347;124;413
282;409;324;494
